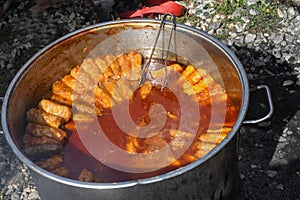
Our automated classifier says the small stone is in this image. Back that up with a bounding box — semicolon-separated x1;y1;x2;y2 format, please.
287;130;293;135
209;22;221;30
24;187;31;193
11;193;20;200
273;50;282;59
240;174;245;179
247;0;257;6
247;73;253;80
277;9;284;18
216;28;224;35
238;155;243;160
250;164;257;168
241;16;250;23
274;33;284;44
227;23;235;30
244;33;256;44
266;170;278;178
208;29;214;35
17;2;25;10
277;184;284;190
235;22;246;33
278;136;287;142
27;191;40;200
249;9;258;16
282;80;294;86
287;7;295;19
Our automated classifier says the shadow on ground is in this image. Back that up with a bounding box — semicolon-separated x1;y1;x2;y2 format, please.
233;46;300;200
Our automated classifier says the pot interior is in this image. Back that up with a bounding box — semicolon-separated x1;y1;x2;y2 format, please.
3;20;247;183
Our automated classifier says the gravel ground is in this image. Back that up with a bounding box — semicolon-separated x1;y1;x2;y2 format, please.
0;0;300;199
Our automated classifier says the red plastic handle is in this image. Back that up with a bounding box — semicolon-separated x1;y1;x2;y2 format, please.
118;1;185;19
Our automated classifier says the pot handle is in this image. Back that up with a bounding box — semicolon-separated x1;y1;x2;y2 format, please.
243;85;274;124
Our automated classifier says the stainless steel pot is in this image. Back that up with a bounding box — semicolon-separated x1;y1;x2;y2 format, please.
1;19;271;200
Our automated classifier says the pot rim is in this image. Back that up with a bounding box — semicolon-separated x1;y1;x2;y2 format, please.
1;18;249;189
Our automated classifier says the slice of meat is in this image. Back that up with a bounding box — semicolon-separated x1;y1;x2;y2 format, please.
143;133;168;153
126;135;139;154
25;123;67;142
38;99;72;122
139;82;152;99
180;65;195;80
199;131;228;144
26;108;64;128
77;169;94;182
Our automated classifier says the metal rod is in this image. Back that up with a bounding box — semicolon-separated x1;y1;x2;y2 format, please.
243;85;274;124
138;13;176;91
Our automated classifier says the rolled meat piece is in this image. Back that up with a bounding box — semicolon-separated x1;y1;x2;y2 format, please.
116;53;132;75
52;80;73;102
127;51;142;69
51;166;69;177
23;134;63;159
111;78;137;103
61;74;97;108
26;108;64;128
93;56;108;74
25;123;67;142
36;155;63;171
38;99;72;122
94;86;113;108
70;65;96;91
183;75;214;95
105;54;121;79
150;63;183;79
125;52;143;81
61;75;89;95
50;94;72;106
199;131;228;144
72;113;96;124
80;58;102;84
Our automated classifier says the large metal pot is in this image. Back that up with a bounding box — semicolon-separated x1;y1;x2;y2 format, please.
2;19;252;200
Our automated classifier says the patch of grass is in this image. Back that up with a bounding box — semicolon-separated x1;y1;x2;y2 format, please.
176;13;201;27
215;0;246;15
214;0;281;33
